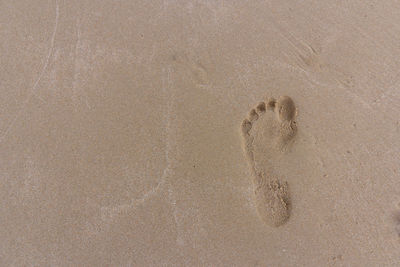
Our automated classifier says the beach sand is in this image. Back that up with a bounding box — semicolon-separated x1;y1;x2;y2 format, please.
1;0;400;265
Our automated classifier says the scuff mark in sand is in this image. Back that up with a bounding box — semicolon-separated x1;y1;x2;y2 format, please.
100;66;176;221
0;0;60;144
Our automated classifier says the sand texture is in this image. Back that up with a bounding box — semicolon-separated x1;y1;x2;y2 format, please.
1;0;400;266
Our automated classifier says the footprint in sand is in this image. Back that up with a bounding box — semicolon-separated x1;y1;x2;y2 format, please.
241;96;297;227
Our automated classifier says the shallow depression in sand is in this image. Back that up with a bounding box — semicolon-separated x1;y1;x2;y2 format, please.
241;96;297;227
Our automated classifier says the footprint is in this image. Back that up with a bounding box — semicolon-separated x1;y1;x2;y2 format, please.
241;96;297;227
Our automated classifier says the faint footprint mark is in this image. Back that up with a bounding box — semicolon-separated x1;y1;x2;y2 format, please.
170;52;210;85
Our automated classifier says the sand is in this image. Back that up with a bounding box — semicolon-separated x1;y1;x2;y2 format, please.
1;0;400;266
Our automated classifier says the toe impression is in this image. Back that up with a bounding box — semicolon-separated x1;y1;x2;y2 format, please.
276;96;296;122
